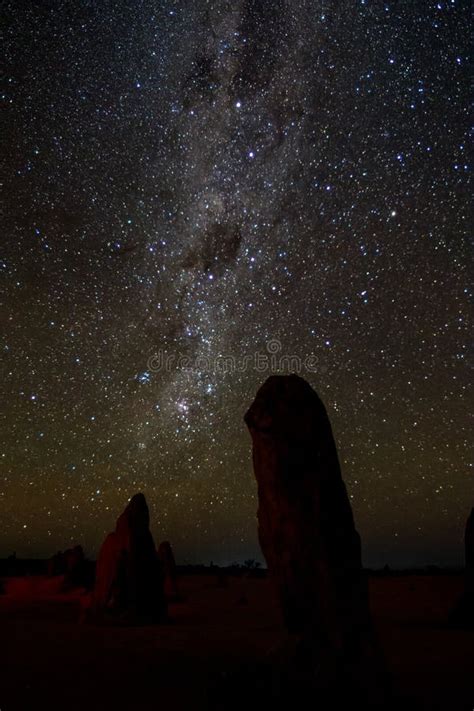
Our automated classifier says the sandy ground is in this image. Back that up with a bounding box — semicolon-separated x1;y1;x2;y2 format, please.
0;574;472;710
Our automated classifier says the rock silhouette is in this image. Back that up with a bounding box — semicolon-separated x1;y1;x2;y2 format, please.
449;507;474;628
467;508;474;584
64;546;85;583
47;551;65;577
47;545;87;586
244;375;387;704
158;541;180;601
91;493;166;623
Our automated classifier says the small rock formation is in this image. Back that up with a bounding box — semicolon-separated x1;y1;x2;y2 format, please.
47;551;65;577
158;541;180;601
245;375;387;704
64;545;86;584
47;545;87;586
450;508;474;628
467;509;474;585
91;493;166;623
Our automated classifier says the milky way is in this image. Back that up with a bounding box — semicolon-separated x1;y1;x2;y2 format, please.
2;1;471;565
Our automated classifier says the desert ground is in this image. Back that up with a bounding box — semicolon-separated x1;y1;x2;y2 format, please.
0;572;472;710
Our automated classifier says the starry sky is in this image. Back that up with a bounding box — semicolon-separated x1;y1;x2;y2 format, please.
2;0;471;567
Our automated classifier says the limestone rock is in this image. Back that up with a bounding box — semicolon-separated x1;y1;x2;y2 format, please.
91;493;166;622
450;507;474;628
245;375;387;704
47;545;86;586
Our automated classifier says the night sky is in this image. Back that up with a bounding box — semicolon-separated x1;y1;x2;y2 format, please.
2;1;471;567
